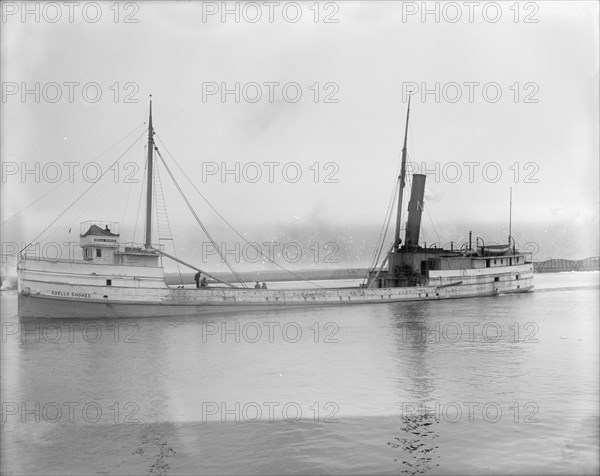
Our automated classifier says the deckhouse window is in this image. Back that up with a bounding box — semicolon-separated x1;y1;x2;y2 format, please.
96;248;102;258
106;279;112;286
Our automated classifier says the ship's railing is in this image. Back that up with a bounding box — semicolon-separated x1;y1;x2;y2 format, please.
80;220;120;235
116;242;165;253
417;238;532;256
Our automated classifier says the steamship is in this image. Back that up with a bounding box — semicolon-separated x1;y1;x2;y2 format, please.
17;98;534;318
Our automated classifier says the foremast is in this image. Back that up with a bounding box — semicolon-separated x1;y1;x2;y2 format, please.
145;96;154;249
138;98;243;287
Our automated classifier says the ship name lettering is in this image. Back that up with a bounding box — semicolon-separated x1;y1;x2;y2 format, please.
50;290;70;296
50;290;91;298
70;292;91;298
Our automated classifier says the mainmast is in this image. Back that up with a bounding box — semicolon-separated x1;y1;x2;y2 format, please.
508;186;512;244
145;96;154;249
394;94;411;249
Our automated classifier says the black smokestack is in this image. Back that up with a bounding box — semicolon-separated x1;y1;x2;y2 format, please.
404;174;426;248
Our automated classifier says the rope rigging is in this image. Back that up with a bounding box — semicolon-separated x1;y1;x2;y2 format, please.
152;148;184;286
19;128;148;254
121;128;146;232
364;157;413;282
132;151;147;245
152;144;248;288
363;166;400;284
154;133;326;289
2;122;146;228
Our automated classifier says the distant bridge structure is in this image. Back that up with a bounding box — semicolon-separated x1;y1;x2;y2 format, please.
534;256;600;273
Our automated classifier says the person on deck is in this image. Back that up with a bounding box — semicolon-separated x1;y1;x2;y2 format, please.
254;281;260;289
201;277;208;287
194;271;201;289
261;282;267;289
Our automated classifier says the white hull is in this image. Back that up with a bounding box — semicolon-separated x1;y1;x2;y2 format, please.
17;258;534;318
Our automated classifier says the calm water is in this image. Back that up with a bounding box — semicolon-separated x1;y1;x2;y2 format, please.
1;273;598;475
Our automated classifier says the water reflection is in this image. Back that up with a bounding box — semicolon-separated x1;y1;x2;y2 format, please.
387;302;441;474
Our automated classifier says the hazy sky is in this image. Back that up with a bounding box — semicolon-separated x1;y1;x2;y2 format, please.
1;1;598;265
